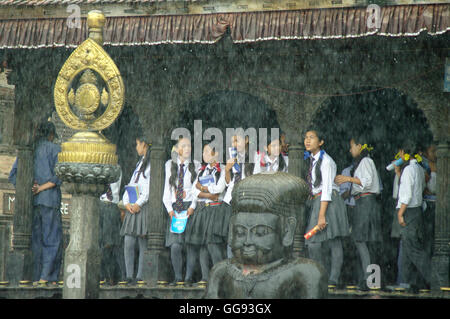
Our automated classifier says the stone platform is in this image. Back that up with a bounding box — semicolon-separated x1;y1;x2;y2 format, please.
0;285;449;299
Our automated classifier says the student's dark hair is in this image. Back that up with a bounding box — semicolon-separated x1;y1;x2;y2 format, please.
304;128;325;188
169;136;197;189
266;129;287;172
135;135;151;182
398;140;417;157
398;139;417;172
200;144;220;183
350;134;372;177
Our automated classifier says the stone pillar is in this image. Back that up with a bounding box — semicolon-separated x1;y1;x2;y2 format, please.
142;144;171;285
5;63;36;285
289;141;307;258
432;141;450;289
6;146;34;285
56;163;120;299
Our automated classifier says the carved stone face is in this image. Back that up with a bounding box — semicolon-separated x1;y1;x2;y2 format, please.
230;212;284;265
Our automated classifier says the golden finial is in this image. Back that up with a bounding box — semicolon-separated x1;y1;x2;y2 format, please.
53;10;124;165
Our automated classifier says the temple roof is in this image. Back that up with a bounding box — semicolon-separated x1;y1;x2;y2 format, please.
0;2;448;48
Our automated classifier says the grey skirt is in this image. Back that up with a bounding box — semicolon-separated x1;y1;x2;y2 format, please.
185;202;212;245
165;201;192;247
305;190;350;245
207;203;232;244
120;202;148;237
351;194;382;242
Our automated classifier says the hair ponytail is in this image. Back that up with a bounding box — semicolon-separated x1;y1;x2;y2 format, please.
350;135;373;177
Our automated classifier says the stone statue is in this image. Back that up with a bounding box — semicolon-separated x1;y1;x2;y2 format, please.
204;172;327;299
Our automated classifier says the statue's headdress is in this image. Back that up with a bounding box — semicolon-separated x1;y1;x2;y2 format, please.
231;172;309;217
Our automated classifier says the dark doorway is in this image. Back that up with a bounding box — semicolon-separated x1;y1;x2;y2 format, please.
167;90;281;158
311;88;433;286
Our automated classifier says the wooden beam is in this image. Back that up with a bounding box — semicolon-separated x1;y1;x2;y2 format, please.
0;0;448;20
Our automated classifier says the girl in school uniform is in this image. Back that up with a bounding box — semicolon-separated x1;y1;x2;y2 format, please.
187;144;227;285
163;136;200;286
394;141;432;292
335;136;382;290
253;133;288;174
220;134;255;258
120;136;151;285
303;129;350;288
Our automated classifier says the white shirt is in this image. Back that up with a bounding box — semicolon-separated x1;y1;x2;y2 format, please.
351;157;381;195
222;152;252;205
253;151;288;174
123;157;150;208
192;164;226;203
163;158;201;213
100;169;122;204
309;151;340;202
396;159;425;209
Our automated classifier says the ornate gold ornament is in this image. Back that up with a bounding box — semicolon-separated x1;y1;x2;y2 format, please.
54;10;123;165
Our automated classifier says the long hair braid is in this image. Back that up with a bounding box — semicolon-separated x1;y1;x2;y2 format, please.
135;136;151;182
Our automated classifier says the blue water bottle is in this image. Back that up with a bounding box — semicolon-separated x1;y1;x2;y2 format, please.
229;147;241;173
386;158;404;171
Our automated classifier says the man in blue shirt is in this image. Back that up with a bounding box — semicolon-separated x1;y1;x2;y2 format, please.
8;158;17;187
31;121;62;286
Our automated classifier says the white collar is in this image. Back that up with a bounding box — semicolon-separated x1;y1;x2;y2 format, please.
311;150;322;162
265;154;278;165
177;157;190;165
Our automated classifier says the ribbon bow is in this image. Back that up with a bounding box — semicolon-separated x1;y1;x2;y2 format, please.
215;162;221;172
414;154;423;163
394;152;410;161
361;144;374;152
258;151;267;167
304;150;324;160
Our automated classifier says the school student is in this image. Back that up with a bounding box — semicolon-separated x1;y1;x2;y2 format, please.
253;133;288;174
99;169;125;286
337;163;360;285
163;137;200;286
389;159;407;289
395;141;432;292
120;136;151;285
335;136;382;290
421;144;437;259
223;134;255;257
303;129;350;288
187;144;226;286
